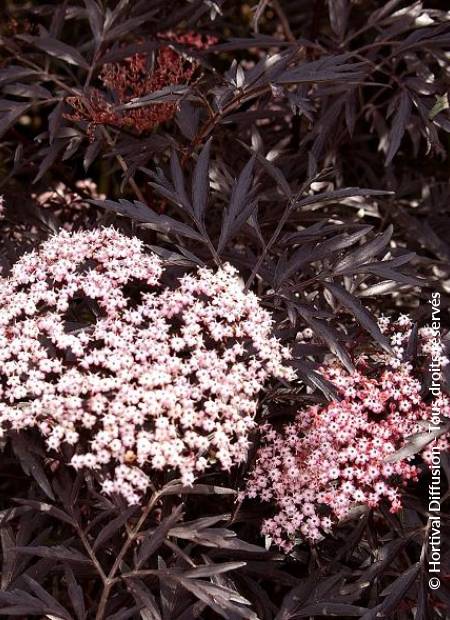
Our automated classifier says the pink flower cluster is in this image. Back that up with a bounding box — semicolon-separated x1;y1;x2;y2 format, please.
244;315;449;551
0;228;294;503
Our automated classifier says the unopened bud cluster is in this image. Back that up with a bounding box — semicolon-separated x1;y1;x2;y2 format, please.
67;32;216;135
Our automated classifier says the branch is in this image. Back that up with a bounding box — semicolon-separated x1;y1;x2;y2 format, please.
95;489;162;620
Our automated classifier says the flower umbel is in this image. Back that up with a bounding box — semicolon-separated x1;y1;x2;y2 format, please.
0;227;293;503
244;317;449;551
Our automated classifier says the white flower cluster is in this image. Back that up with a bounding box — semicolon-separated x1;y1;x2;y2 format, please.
0;227;294;503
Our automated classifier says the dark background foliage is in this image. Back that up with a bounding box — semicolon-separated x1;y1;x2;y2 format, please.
0;1;449;618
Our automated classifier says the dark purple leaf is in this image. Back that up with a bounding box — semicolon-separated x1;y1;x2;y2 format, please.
169;524;264;553
3;83;52;99
99;41;160;65
135;505;183;569
328;0;351;40
0;66;37;85
83;0;104;44
160;483;236;497
33;141;66;183
13;499;75;526
12;436;55;500
279;227;372;283
192;138;211;225
385;422;450;463
368;564;420;617
385;91;412;165
126;578;162;620
64;566;87;620
217;155;256;253
175;101;200;141
48;101;65;144
118;85;190;110
368;0;404;24
296;188;389;209
404;322;419;361
22;575;73;620
33;37;89;69
292;360;340;400
93;506;138;551
0;507;31;527
83;139;102;171
301;315;354;372
252;151;292;197
333;225;393;274
15;545;92;565
277;55;367;85
90;199;204;241
1;527;16;590
105;9;159;40
182;561;246;579
171;576;257;620
353;264;423;286
324;282;393;353
49;1;67;38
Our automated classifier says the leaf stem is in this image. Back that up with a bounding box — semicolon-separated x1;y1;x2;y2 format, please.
272;0;296;43
245;174;320;290
75;523;108;583
95;489;161;620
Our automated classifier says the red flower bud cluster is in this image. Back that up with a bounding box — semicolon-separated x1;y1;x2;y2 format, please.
67;33;216;136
